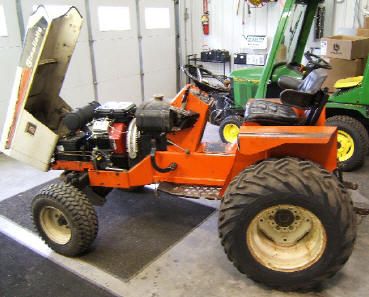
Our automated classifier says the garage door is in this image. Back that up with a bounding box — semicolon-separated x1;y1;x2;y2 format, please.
139;0;177;100
14;1;178;107
0;1;22;134
88;0;142;105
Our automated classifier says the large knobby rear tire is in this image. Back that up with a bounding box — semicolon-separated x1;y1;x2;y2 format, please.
219;115;243;144
32;183;98;257
218;158;356;291
326;115;368;171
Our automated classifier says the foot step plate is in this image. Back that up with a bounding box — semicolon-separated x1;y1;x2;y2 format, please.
158;182;221;200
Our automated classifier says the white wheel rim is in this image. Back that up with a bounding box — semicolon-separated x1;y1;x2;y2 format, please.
40;206;72;245
247;204;327;272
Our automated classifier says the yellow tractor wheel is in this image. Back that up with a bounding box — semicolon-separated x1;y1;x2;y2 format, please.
219;115;243;143
337;130;355;162
326;115;368;171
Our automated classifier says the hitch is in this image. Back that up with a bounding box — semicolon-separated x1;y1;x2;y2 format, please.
334;169;368;215
334;168;359;190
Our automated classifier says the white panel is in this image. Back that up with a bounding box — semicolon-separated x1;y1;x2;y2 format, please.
0;100;6;133
0;1;22;141
89;0;142;103
188;0;202;55
145;7;170;29
254;6;268;35
0;2;22;47
97;77;142;105
0;48;22;104
97;6;131;31
0;4;7;36
140;0;176;100
5;110;58;171
60;41;95;106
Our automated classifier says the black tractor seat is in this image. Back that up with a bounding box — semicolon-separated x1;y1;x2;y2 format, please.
245;69;328;126
278;76;303;90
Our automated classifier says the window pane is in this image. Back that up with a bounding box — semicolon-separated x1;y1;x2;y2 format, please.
0;5;8;37
98;6;131;31
145;8;170;29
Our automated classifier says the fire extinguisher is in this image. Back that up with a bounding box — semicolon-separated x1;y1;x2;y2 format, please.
201;0;209;35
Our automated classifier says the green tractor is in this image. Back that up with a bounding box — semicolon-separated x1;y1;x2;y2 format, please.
183;0;369;171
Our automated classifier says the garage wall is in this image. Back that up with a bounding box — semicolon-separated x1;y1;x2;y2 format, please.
333;0;369;34
183;0;369;75
0;0;22;135
186;0;282;56
184;1;306;75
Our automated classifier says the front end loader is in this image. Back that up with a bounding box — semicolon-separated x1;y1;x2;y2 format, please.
0;6;360;291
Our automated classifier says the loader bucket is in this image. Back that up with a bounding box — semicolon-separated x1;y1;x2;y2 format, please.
0;6;83;171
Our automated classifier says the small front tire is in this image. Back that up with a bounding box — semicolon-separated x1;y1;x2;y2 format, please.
32;183;98;257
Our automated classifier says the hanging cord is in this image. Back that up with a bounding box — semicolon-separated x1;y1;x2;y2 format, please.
203;0;208;13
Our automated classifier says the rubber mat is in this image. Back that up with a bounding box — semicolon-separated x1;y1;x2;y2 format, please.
0;233;113;297
0;179;215;280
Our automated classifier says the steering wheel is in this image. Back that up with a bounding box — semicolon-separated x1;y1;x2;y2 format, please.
182;64;230;93
304;51;332;71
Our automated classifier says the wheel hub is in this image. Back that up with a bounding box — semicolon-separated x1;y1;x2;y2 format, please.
57;216;68;226
223;124;240;143
337;130;354;162
247;204;327;272
274;209;294;227
40;206;72;245
257;205;311;245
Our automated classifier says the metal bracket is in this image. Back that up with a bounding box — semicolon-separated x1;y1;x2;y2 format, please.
150;139;177;173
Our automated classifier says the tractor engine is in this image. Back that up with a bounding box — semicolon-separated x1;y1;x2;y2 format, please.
56;101;135;170
54;96;199;171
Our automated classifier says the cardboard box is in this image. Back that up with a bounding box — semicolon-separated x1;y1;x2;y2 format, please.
322;58;365;93
357;28;369;37
321;35;369;60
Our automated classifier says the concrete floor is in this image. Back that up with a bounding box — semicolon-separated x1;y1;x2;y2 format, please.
1;124;369;297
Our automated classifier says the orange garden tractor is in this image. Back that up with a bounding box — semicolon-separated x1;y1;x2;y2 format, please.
0;6;361;291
